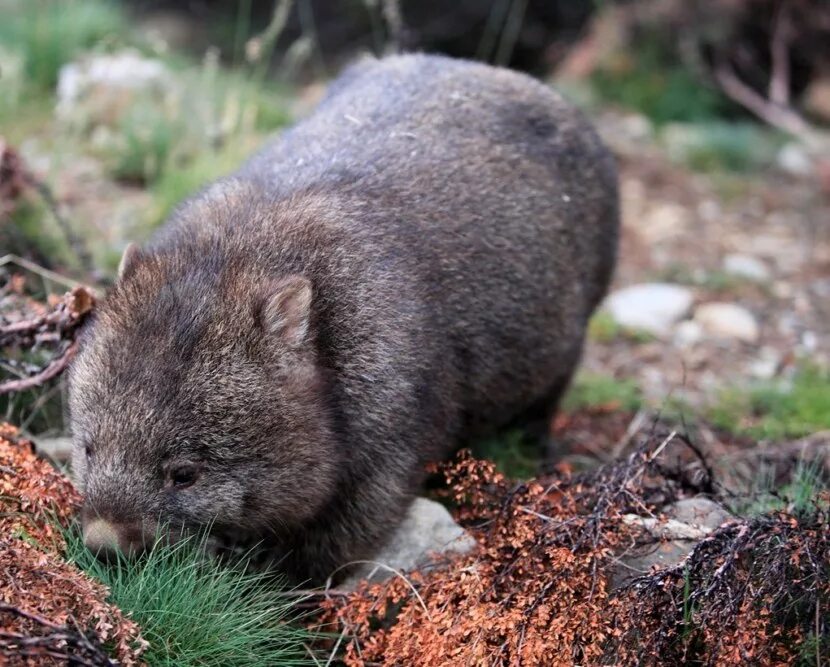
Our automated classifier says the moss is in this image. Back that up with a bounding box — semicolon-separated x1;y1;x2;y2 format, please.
662;121;784;174
4;199;78;270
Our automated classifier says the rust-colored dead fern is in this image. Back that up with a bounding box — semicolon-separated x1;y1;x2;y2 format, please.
320;435;829;666
0;423;147;666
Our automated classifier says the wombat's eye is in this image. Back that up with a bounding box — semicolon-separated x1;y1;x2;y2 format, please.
169;464;200;489
84;443;92;459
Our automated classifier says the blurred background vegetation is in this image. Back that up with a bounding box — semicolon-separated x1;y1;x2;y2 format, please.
2;0;829;269
1;0;828;462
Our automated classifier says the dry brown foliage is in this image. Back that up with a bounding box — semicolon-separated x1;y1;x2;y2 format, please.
0;422;146;666
0;282;95;395
321;436;829;666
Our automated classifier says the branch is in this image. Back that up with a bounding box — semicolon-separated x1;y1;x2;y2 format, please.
0;283;95;394
769;1;792;107
714;57;825;147
0;339;79;395
0;604;114;666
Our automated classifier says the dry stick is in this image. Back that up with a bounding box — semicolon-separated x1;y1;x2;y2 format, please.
0;340;78;395
610;408;649;459
325;560;433;622
381;0;404;52
0;603;64;630
0;605;112;666
0;254;86;292
769;1;792;107
713;56;827;149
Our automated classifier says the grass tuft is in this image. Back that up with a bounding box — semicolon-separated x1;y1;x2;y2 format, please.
0;0;128;91
562;372;643;413
63;525;315;666
710;365;830;440
472;429;541;479
588;311;655;344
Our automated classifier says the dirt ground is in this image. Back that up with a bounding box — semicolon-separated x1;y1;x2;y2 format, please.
586;111;830;407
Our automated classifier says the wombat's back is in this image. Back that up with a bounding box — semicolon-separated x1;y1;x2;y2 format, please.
166;53;619;436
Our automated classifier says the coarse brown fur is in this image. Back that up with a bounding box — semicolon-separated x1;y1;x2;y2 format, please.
69;54;619;584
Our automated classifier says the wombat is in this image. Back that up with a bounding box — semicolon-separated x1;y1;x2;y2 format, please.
69;54;618;584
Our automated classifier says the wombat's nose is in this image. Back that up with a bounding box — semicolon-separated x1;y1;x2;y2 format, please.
83;518;149;562
83;519;121;562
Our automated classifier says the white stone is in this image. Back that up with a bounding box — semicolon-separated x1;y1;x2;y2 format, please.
694;302;760;343
57;51;174;129
604;283;694;337
665;498;733;531
342;498;476;588
723;253;770;283
613;498;733;589
776;142;813;176
673;320;703;348
34;436;74;464
747;347;781;380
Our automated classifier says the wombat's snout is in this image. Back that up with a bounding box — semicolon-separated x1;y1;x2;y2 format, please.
83;518;150;562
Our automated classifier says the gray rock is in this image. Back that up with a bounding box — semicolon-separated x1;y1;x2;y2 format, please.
776;142;813;177
604;283;694;337
56;51;174;130
613;498;733;589
34;436;74;465
723;253;771;283
694;302;760;343
665;497;732;531
341;498;476;589
748;347;782;380
673;320;703;348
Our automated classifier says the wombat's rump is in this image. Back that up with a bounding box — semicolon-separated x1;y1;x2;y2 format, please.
69;54;619;583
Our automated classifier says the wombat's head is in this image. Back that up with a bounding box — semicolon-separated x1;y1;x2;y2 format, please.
69;244;339;560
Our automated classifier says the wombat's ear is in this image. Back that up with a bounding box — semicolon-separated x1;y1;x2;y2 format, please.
262;275;313;347
117;243;142;281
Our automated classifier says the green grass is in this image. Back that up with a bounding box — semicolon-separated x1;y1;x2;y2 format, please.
0;0;128;91
562;372;643;413
147;139;261;227
710;365;830;440
736;460;828;518
590;36;730;125
95;61;292;188
64;526;315;666
661;121;784;174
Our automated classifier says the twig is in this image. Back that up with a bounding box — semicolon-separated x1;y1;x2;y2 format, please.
714;56;824;147
610;408;649;459
0;604;114;666
326;560;433;621
0;603;64;630
0;340;79;395
381;0;404;52
0;254;86;292
769;1;792;107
